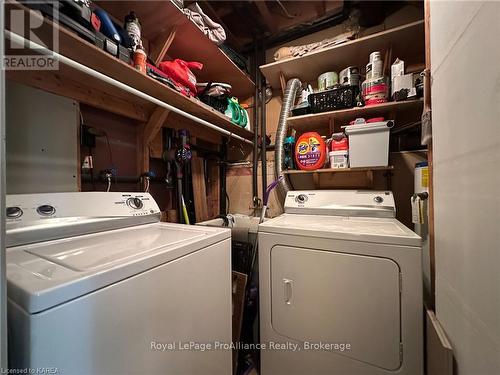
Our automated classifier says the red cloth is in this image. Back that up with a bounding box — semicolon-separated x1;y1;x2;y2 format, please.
158;59;203;95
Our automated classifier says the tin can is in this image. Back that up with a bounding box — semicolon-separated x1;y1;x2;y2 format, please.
366;51;383;80
317;71;338;91
339;66;360;86
133;46;147;74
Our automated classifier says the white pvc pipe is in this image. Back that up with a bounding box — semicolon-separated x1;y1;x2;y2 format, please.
5;30;253;145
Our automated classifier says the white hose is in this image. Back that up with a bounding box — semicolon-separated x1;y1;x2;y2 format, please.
106;175;111;192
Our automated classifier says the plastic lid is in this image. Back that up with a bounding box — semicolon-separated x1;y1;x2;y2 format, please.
345;121;394;135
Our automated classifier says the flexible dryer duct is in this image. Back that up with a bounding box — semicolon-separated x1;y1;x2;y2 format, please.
275;78;302;202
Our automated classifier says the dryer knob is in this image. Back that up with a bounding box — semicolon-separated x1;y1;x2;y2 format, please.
296;194;308;203
37;205;56;216
374;196;384;204
6;206;23;219
127;197;144;209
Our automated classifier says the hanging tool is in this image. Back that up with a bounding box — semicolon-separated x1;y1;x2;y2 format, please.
181;195;190;225
163;129;174;188
162;129;191;223
176;130;192;223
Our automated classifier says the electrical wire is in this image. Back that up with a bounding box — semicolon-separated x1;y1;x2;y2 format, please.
144;177;150;193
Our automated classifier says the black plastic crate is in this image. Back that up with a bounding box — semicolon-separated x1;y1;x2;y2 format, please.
308;85;359;113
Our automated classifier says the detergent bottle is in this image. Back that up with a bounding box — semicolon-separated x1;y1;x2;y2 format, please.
294;132;327;170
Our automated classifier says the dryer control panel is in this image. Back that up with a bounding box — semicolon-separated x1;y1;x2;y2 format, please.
285;190;396;218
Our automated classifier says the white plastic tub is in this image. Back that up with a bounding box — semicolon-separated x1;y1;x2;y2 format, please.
329;150;349;168
344;121;393;167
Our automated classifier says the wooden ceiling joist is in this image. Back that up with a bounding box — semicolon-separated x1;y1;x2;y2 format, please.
254;1;279;33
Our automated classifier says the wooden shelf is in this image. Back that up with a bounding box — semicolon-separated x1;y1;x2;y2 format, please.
95;0;255;99
5;1;254;146
288;99;423;133
260;20;425;89
285;167;394;189
284;166;394;175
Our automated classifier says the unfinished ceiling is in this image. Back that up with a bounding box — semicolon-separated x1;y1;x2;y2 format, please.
190;1;423;51
191;1;345;48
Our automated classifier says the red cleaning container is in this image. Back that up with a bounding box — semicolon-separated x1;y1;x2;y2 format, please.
331;136;348;151
295;132;327;170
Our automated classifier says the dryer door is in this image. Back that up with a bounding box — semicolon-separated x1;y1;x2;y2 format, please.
271;245;401;370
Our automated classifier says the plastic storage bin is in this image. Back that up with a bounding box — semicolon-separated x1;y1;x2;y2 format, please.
308;85;359;113
344;121;393;167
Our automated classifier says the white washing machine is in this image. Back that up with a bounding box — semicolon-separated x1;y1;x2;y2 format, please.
6;192;232;375
259;190;423;375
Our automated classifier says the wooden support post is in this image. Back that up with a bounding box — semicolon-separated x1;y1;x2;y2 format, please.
190;137;209;222
138;107;170;175
279;72;287;98
366;170;374;188
254;1;278;33
207;160;220;219
312;172;320;188
191;157;209;222
136;127;149;176
328;117;335;134
144;107;170;146
153;27;177;66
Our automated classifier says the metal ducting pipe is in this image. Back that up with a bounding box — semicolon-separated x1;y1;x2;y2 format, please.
275;78;302;201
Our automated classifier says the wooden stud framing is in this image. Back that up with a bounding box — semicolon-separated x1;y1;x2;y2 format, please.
144;107;170;146
138;107;170;175
254;1;278;33
279;72;287;97
136;128;148;175
191;157;209;222
328;117;335;134
153;27;177;66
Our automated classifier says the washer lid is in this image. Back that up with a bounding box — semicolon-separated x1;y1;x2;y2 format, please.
259;213;420;247
7;222;230;314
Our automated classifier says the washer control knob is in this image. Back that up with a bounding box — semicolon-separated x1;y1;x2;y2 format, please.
6;206;23;219
296;194;308;203
374;196;384;204
37;205;56;216
127;197;144;209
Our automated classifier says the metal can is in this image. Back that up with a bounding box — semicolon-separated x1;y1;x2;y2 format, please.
366;51;383;80
133;45;147;74
317;71;338;91
339;66;360;86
